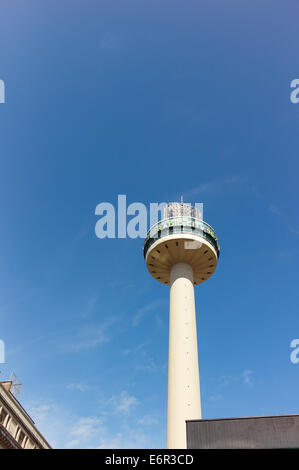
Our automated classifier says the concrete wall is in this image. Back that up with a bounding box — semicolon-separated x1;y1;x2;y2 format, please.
187;415;299;449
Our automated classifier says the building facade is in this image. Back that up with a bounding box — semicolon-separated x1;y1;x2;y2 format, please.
186;415;299;449
0;381;51;449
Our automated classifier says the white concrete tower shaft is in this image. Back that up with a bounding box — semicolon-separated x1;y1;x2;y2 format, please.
143;203;220;449
167;262;201;449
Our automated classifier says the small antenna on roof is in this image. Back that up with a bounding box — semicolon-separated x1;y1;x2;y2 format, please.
9;372;23;401
180;194;183;204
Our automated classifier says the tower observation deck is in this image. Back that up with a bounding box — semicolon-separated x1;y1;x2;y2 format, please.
143;202;220;449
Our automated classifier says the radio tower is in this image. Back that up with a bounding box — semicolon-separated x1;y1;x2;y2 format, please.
143;202;220;448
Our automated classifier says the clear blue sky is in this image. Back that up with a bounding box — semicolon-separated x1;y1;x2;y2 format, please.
0;0;299;448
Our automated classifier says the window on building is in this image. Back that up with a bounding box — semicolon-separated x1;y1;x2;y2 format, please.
18;430;25;445
0;408;7;425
